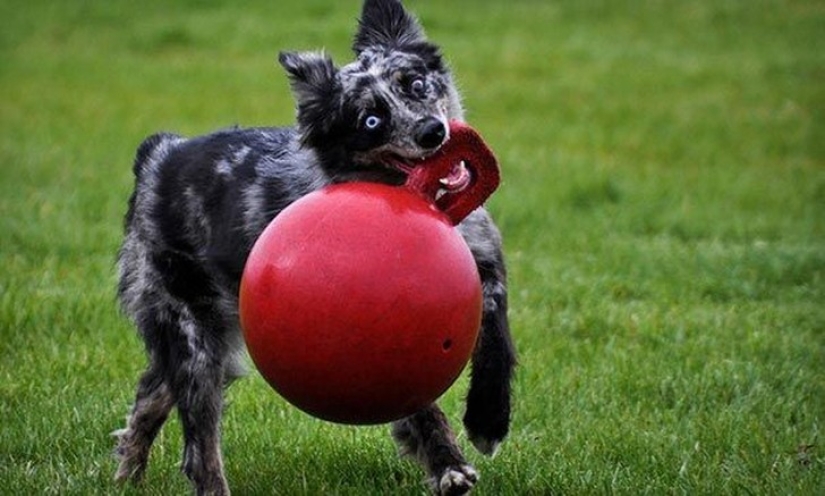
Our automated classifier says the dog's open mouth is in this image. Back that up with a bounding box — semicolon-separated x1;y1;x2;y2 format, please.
437;160;472;193
386;155;472;194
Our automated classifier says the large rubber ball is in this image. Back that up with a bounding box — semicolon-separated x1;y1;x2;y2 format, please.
239;182;482;424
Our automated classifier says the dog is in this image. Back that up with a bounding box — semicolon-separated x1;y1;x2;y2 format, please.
113;1;515;494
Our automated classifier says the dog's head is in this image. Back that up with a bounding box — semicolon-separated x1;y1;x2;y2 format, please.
279;0;463;182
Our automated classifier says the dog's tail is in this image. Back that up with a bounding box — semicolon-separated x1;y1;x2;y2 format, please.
132;132;185;178
122;132;185;232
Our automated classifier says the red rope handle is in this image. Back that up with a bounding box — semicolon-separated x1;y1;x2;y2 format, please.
405;121;501;225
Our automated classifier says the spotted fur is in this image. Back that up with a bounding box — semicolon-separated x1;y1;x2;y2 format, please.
114;1;515;495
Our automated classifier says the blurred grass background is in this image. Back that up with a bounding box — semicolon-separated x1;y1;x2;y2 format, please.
1;0;823;494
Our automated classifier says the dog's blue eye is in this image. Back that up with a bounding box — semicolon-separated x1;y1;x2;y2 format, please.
364;115;382;130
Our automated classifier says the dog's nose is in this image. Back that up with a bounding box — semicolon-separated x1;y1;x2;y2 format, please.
415;118;447;150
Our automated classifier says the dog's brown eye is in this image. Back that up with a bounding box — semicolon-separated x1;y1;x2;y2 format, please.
410;78;426;96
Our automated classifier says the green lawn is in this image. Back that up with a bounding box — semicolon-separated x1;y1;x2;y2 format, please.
1;0;823;494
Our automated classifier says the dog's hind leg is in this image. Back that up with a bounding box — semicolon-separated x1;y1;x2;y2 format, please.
166;307;231;496
392;404;478;496
114;317;176;483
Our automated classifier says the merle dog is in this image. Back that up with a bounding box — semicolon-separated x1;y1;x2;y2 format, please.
113;0;515;494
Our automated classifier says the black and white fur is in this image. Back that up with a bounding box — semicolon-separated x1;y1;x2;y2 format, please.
113;1;515;494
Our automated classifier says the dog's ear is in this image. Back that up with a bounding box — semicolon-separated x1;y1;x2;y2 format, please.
279;51;342;145
353;0;426;53
279;51;339;104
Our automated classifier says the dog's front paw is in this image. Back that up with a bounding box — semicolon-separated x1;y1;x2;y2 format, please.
431;464;478;496
463;390;510;456
468;432;502;457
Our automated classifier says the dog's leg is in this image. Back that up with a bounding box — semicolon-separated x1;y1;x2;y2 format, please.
457;211;517;456
168;310;230;496
114;357;175;483
392;404;478;495
463;255;516;456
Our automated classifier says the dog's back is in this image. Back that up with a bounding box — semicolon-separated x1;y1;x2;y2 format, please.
119;127;327;311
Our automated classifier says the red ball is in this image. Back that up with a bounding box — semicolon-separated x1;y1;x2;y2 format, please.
240;182;482;424
239;121;500;424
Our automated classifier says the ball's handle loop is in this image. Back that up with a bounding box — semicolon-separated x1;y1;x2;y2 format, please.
404;121;501;225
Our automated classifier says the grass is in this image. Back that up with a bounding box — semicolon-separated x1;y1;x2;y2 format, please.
1;0;823;494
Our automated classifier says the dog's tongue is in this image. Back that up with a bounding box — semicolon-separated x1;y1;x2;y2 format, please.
405;121;500;225
439;161;472;192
